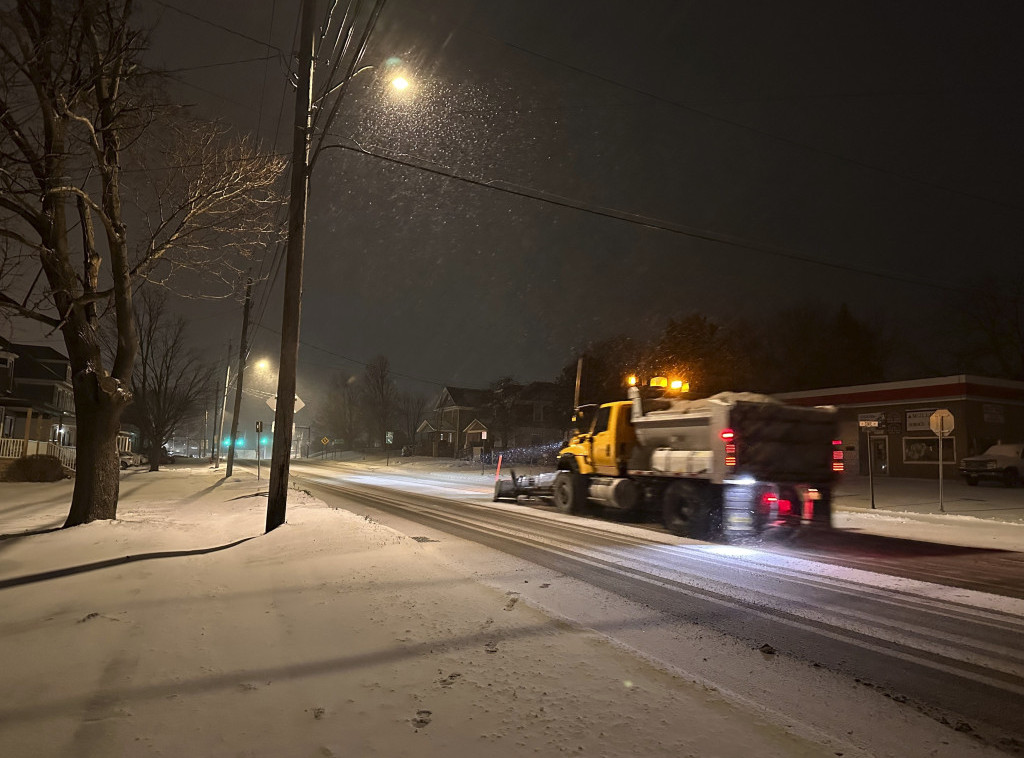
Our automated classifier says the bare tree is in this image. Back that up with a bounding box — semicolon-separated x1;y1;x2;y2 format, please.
953;275;1024;381
361;355;396;450
396;391;427;450
0;1;284;525
122;289;214;472
316;371;362;451
488;376;522;450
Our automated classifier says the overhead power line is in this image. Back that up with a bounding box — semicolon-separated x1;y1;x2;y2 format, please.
320;137;963;296
151;0;287;54
158;54;279;74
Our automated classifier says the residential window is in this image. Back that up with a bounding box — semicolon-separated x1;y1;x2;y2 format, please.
0;357;11;394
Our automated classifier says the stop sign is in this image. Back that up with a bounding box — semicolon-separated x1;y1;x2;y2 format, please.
929;409;954;436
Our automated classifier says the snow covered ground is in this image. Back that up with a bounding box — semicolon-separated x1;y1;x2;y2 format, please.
1;462;1018;757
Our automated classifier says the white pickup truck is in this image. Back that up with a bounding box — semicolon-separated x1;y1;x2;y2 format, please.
959;443;1024;487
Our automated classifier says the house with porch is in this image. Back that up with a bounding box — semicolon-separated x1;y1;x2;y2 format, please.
0;337;152;475
0;337;79;469
416;382;572;459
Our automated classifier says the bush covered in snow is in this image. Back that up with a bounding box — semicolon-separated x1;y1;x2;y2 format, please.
2;454;66;482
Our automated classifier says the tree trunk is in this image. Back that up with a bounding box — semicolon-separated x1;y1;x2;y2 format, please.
63;373;126;526
148;441;162;473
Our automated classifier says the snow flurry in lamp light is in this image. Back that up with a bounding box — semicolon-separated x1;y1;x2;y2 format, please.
383;56;413;96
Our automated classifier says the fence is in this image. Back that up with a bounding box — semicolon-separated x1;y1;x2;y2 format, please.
0;437;76;472
48;442;77;472
0;437;25;459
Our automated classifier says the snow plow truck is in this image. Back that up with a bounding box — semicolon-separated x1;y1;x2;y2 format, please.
493;382;842;540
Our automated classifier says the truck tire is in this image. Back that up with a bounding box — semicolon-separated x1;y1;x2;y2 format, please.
662;482;713;540
964;475;979;486
1003;469;1020;488
553;471;586;515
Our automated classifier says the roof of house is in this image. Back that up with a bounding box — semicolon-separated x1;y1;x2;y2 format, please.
0;336;68;362
0;336;70;380
776;374;1024;408
439;386;492;409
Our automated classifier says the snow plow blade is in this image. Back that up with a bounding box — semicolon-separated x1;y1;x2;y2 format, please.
492;470;558;502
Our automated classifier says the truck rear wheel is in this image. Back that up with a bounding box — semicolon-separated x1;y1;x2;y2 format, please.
553;471;586;515
662;482;713;540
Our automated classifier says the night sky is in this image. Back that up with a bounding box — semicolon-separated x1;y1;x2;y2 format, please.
139;0;1024;401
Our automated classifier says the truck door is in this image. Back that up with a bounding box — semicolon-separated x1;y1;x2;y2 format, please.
591;405;618;475
591;403;636;476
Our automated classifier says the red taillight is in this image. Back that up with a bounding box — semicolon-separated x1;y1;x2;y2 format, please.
722;429;736;466
832;461;844;472
833;450;844;460
777;499;793;516
760;493;778;507
832;439;842;446
832;439;844;472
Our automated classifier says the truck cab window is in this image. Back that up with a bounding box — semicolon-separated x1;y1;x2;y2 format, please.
593;406;611;435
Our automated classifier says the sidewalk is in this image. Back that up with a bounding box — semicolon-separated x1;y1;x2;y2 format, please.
834;474;1024;523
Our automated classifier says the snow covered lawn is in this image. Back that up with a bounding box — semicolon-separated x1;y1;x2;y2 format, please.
1;467;836;757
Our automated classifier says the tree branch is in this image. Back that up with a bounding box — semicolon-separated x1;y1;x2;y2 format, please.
0;289;60;326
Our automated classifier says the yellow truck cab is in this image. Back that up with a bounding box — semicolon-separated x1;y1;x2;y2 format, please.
558;401;636;477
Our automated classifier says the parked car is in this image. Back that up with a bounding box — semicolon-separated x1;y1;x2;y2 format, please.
118;451;141;469
959;443;1024;487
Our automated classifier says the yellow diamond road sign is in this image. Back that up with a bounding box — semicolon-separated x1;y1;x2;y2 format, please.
321;436;330;446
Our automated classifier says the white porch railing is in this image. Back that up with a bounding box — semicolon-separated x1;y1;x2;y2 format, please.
0;437;26;459
0;438;76;472
47;442;77;471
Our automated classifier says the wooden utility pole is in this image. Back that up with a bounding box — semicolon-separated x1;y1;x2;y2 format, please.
573;357;583;409
213;341;231;469
225;280;253;478
266;0;315;532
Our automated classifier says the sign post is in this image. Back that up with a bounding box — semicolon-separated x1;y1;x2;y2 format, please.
859;416;881;509
929;409;954;513
255;420;263;481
